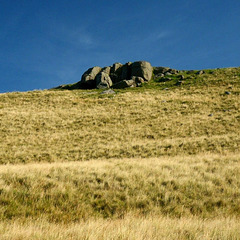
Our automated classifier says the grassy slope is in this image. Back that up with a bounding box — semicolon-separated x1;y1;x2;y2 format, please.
0;67;240;239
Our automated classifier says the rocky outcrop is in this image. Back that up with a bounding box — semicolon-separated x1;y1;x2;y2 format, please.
112;79;136;89
131;61;153;81
153;66;179;79
75;60;154;89
96;72;112;89
55;61;160;90
80;66;102;88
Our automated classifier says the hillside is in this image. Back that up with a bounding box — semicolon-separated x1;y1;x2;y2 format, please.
0;66;240;239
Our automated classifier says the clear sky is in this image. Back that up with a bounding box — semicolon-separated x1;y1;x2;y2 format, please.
0;0;239;92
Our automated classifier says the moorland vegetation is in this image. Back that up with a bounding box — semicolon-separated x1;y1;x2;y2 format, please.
0;66;239;239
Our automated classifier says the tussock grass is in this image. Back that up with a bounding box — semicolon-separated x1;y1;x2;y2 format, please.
1;216;240;240
0;67;240;238
0;154;240;222
0;68;239;164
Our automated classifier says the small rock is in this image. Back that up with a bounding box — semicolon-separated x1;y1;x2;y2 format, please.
208;113;213;117
154;73;165;79
225;91;231;95
179;75;185;80
197;70;204;75
163;88;169;90
101;89;116;95
165;72;172;76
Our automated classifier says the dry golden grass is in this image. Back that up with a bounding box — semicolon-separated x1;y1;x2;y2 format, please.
1;216;240;240
0;67;240;238
0;154;240;222
0;70;239;164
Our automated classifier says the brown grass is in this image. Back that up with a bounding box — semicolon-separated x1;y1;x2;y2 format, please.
0;67;239;238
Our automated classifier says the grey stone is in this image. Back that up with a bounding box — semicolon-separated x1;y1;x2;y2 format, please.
197;70;205;75
225;91;231;95
111;63;123;73
131;61;153;81
169;69;178;74
121;62;132;80
165;72;172;76
131;76;145;87
157;73;165;78
112;79;136;89
96;72;113;89
110;63;123;83
153;67;170;75
131;76;145;84
101;89;116;95
81;66;102;88
101;66;111;75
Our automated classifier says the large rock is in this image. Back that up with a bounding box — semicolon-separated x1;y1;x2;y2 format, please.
96;72;112;89
121;62;132;80
110;63;123;83
131;76;145;86
153;67;170;75
111;63;123;73
101;66;111;75
81;66;102;88
131;61;153;81
112;79;136;89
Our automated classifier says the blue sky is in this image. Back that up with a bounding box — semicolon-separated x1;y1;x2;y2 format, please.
0;0;239;92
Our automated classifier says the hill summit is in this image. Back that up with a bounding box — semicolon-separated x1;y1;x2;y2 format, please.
55;61;184;90
56;61;157;90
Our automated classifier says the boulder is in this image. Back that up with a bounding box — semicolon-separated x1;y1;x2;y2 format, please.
101;66;111;75
112;79;136;89
153;67;170;75
81;66;102;88
131;76;145;87
132;76;145;84
121;62;132;80
96;72;112;89
131;61;153;81
111;63;123;73
110;63;123;83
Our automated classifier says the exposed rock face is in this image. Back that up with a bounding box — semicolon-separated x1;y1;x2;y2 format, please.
111;63;123;73
57;61;155;90
96;72;112;89
77;61;154;89
132;76;145;87
109;63;122;83
131;61;153;81
112;79;136;89
81;66;102;88
101;66;111;75
121;62;132;80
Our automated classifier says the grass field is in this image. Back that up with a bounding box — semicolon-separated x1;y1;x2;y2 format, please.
0;67;239;239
